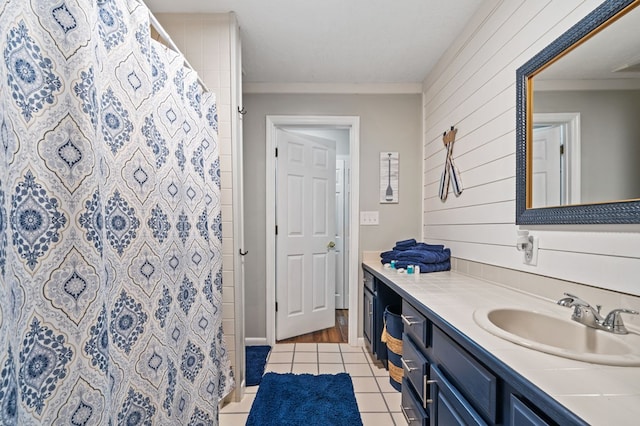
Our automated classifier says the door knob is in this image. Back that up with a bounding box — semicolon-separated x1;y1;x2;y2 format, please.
327;241;336;249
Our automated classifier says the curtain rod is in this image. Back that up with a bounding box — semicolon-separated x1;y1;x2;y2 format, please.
147;10;210;93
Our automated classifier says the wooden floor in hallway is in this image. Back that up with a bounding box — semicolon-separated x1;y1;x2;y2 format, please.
277;309;349;344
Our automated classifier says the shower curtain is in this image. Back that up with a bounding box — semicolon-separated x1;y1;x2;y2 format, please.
0;0;233;424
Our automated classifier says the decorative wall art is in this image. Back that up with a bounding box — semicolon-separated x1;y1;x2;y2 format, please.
439;126;463;201
380;152;399;203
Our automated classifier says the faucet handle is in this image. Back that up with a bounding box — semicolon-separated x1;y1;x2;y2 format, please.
603;309;639;334
557;293;590;307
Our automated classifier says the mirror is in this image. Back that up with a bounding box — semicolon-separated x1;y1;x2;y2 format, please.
516;0;640;224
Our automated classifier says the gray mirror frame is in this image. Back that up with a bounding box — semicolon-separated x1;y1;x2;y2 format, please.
516;0;640;224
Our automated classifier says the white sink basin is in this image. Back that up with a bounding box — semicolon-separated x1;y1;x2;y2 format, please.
473;307;640;366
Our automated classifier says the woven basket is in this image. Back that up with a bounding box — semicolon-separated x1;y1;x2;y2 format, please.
381;305;403;391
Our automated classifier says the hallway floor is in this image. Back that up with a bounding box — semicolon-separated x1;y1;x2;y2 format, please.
277;309;349;344
219;342;408;425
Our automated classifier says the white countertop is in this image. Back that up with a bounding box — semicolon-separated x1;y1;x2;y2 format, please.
362;260;640;426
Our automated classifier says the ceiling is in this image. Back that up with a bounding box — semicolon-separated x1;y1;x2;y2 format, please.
144;0;484;87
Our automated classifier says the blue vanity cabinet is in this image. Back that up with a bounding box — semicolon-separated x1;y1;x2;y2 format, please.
362;264;588;426
363;270;402;366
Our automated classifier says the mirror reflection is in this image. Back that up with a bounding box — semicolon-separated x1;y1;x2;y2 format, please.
530;2;640;208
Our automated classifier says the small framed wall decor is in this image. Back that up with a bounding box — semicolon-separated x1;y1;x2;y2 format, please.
380;151;399;203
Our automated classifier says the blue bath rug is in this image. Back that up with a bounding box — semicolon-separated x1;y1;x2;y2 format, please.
246;372;363;425
246;345;271;386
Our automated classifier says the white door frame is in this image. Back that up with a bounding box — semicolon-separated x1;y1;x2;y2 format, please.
266;115;360;346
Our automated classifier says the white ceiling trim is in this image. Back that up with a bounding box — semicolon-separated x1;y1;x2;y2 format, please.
243;82;423;95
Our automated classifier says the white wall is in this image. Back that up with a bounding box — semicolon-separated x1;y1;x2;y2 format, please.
154;13;241;395
243;93;423;338
422;0;640;296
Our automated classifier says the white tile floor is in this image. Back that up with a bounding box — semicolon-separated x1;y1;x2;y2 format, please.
219;343;409;425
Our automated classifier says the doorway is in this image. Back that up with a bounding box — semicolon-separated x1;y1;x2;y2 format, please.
265;116;360;346
532;112;581;207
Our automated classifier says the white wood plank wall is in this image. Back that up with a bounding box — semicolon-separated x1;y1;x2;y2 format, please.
422;0;640;296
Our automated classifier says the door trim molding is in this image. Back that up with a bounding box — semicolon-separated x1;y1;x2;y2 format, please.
266;115;360;346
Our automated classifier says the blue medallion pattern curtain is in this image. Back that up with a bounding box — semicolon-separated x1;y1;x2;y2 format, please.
0;0;234;424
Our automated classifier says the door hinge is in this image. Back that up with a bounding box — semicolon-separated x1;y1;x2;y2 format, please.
275;225;278;235
560;144;565;155
275;302;278;312
275;147;278;157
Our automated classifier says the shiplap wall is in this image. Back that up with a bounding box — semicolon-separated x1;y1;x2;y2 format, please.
422;0;640;296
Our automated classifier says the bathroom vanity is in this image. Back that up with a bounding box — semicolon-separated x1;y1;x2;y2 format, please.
362;260;640;426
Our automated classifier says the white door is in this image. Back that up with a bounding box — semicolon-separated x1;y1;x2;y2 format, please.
532;124;563;207
276;129;336;340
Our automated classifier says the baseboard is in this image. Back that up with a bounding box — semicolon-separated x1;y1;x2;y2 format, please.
245;337;268;346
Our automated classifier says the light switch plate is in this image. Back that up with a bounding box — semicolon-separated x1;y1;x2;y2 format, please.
360;211;379;225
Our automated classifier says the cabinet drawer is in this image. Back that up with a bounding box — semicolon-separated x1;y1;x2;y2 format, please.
402;334;429;406
510;395;551;426
432;327;497;424
430;364;487;426
402;378;428;426
363;270;375;292
402;300;429;346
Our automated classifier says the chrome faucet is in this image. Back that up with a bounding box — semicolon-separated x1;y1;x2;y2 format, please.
557;293;639;335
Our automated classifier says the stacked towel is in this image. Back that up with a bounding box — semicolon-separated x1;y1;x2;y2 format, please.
393;239;416;251
381;239;451;273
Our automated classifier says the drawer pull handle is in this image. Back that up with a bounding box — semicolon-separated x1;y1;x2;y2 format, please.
424;376;437;409
401;358;417;372
401;406;417;423
401;314;419;326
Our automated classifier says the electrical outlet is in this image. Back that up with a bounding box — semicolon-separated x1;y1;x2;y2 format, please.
360;211;379;225
524;236;539;266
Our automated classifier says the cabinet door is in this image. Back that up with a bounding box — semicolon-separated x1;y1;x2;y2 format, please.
363;287;374;352
510;395;551;426
430;364;487;426
432;327;497;423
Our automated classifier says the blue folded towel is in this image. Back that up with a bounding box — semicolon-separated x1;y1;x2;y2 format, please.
392;241;446;252
394;238;416;247
392;239;417;251
414;243;445;252
395;248;450;264
381;240;451;273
